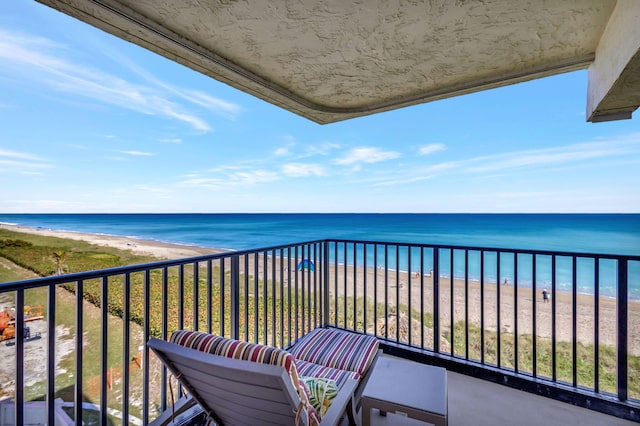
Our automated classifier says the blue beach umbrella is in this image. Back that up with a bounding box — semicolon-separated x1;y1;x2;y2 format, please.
297;259;315;271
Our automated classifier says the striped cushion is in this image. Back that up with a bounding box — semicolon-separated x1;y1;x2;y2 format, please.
170;331;321;425
289;328;379;376
295;359;360;388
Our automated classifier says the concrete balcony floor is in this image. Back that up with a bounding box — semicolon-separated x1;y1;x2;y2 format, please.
357;356;635;426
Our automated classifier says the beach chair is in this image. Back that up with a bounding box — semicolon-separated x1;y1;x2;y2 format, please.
148;329;379;425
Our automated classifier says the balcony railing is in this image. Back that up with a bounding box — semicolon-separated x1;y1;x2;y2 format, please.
0;239;638;424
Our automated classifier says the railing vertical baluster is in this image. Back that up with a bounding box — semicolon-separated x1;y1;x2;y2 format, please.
254;252;259;343
301;246;306;337
47;284;56;426
396;245;400;343
314;244;319;330
343;242;347;330
193;262;199;331
271;249;276;345
408;246;412;346
617;258;628;401
363;244;368;334
532;256;537;378
123;274;132;419
353;243;357;332
322;243;328;331
514;253;519;372
497;252;501;368
280;250;285;344
287;248;292;343
464;250;469;360
334;241;338;328
374;244;378;337
178;265;184;331
450;249;454;355
75;280;84;425
245;255;250;342
15;289;24;426
420;247;424;349
552;256;557;381
100;276;108;426
307;245;312;333
231;255;240;340
572;256;578;387
143;270;151;426
384;244;389;340
161;267;168;412
263;251;268;343
221;259;226;337
480;251;485;364
294;247;299;340
594;258;600;393
207;260;213;334
434;249;439;353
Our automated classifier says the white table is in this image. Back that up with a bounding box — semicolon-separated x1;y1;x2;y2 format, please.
362;356;448;426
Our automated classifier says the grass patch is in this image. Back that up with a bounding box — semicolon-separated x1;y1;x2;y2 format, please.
446;321;640;398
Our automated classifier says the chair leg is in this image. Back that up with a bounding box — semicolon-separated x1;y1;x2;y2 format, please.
346;398;359;426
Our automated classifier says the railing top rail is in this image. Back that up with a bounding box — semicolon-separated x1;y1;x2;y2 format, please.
1;237;637;292
323;238;640;261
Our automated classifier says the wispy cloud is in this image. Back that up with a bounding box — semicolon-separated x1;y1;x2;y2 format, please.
373;134;640;186
334;147;400;166
0;29;241;132
282;163;326;177
275;140;341;159
0;149;44;161
418;143;446;156
179;169;280;190
118;150;155;157
0;148;51;174
464;136;640;174
159;138;183;144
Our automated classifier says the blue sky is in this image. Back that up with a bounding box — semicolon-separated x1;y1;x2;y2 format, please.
1;2;639;213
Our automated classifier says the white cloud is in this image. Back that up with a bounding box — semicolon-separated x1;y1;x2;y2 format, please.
119;150;155;156
179;169;280;189
274;146;291;157
0;149;44;161
159;138;183;144
465;136;640;174
0;29;243;132
282;163;326;177
334;147;400;165
418;143;446;156
0;149;51;174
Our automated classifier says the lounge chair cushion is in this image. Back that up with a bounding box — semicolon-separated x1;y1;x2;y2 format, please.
295;359;360;389
289;327;380;376
170;330;322;424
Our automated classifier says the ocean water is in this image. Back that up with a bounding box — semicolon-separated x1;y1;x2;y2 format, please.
1;214;638;298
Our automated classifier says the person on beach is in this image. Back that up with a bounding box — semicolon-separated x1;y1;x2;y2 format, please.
542;289;550;303
503;277;509;285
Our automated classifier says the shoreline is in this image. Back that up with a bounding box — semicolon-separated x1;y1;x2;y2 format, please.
0;223;221;260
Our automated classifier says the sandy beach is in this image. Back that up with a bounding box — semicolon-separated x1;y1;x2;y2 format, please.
2;223;638;355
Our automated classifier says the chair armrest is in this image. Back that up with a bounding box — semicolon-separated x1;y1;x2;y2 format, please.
319;377;359;426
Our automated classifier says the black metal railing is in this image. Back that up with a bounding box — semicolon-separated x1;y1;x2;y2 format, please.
0;239;638;424
322;239;640;421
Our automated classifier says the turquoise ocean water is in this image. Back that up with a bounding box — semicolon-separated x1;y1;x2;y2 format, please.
1;214;638;298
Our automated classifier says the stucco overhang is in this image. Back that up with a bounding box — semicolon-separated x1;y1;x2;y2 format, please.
36;0;639;124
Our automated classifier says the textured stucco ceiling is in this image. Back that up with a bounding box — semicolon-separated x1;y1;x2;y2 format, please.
37;0;631;124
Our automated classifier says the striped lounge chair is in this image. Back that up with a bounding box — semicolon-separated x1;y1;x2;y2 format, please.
148;328;380;425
